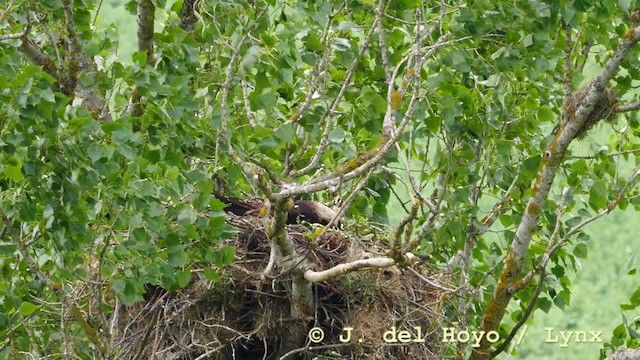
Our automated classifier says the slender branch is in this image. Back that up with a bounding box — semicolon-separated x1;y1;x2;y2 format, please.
219;7;268;178
240;79;256;127
323;167;375;230
289;0;386;178
570;148;640;159
616;101;640;113
481;174;518;229
562;20;572;103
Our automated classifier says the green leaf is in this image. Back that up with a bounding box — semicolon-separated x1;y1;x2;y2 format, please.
304;33;324;52
537;106;555;123
574;243;588;259
589;179;608;210
176;268;192;288
132;51;148;66
203;268;220;282
538;297;552;313
19;301;39;316
275;123;294;142
221;245;235;265
3;165;23;181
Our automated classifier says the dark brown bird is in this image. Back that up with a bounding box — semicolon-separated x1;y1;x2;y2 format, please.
216;196;338;226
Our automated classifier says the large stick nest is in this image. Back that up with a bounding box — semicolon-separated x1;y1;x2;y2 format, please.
116;215;454;359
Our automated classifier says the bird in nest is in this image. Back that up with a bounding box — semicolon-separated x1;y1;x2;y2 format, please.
215;195;339;227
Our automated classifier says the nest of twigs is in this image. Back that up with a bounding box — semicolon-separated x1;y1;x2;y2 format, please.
563;83;618;139
116;215;453;359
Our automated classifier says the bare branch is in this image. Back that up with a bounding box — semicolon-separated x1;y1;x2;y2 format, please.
570;148;640;159
303;253;415;282
240;79;256;127
616;101;640;112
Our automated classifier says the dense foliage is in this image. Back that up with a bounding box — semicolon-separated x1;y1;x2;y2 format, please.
1;0;639;359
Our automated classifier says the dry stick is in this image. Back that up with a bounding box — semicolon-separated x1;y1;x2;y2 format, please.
303;252;416;282
472;23;640;360
289;0;387;178
109;299;120;352
323;167;375;230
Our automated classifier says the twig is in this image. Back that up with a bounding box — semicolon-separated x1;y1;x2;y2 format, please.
323;167;375;230
289;0;387;178
616;101;640;113
562;20;573;104
240;79;256;127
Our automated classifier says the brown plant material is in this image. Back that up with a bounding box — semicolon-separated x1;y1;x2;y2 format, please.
563;83;618;139
116;215;453;359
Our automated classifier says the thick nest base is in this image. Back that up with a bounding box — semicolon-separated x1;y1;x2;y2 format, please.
116;215;453;359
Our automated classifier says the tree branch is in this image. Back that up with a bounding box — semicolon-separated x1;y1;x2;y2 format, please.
303;252;415;282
